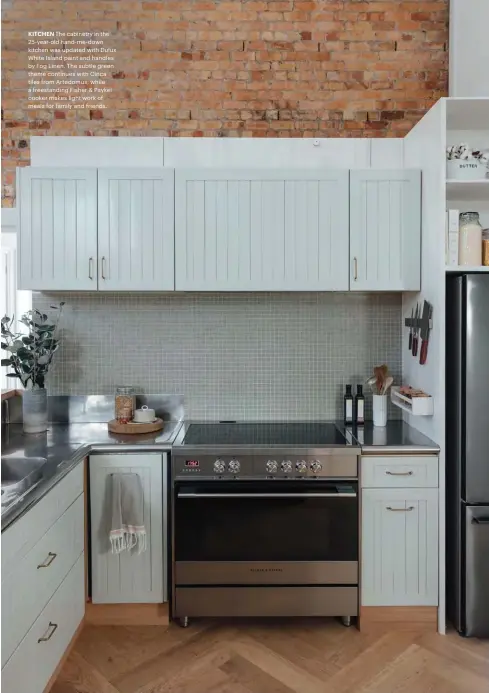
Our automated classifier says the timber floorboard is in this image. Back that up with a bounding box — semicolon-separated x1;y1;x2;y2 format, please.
51;619;489;693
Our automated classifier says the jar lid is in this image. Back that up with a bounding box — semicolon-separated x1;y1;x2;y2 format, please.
115;385;135;394
460;212;481;224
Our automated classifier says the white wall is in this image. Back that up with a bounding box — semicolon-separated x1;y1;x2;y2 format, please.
450;0;489;97
403;99;447;635
30;136;404;170
30;136;165;167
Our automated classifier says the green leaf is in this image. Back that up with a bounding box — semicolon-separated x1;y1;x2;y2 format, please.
16;347;32;359
1;342;8;349
6;373;19;378
1;358;12;366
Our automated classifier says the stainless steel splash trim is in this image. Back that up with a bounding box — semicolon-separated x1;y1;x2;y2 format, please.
47;394;184;423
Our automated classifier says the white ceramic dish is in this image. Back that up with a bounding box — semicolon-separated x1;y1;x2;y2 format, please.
133;405;156;423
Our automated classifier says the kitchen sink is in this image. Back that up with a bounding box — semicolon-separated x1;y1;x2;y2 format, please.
1;457;47;503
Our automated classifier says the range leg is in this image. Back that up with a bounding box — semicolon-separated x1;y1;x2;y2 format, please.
179;616;190;628
341;616;352;627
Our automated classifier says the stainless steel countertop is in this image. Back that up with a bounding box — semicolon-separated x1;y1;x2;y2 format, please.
1;421;183;531
1;418;439;532
340;421;440;454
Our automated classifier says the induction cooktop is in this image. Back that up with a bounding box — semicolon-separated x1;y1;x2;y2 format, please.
180;422;350;447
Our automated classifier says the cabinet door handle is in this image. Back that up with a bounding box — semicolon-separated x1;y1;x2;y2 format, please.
353;257;358;281
385;470;413;476
38;622;58;643
386;506;415;512
37;552;57;569
101;256;107;279
89;257;94;280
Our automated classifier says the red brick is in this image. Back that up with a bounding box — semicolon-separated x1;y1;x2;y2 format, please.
1;0;448;206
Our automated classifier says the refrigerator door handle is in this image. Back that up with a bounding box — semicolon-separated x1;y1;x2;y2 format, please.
471;517;489;525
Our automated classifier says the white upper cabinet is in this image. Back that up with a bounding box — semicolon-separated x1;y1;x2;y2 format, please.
175;169;350;291
18;168;98;290
17;164;421;293
349;170;421;291
97;169;175;291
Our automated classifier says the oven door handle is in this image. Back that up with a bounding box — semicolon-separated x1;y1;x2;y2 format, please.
177;492;357;499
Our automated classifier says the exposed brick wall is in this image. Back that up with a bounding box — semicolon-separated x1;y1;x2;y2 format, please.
1;0;448;206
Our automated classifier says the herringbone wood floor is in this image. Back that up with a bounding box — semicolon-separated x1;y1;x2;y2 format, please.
52;619;489;693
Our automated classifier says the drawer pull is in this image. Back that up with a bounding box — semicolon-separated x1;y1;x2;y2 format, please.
385;470;413;476
37;552;57;569
387;506;415;512
38;622;58;643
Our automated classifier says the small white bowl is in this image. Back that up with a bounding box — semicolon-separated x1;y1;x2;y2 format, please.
133;405;156;423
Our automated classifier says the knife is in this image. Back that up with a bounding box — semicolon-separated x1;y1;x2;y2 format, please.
408;307;414;350
412;304;419;356
420;302;432;365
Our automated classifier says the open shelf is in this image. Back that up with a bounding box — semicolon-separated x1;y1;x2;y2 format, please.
446;266;489;273
446;179;489;201
446;98;489;131
391;387;433;416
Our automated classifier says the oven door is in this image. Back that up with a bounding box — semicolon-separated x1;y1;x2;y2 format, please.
174;480;358;585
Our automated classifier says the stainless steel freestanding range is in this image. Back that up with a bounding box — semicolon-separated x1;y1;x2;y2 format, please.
171;422;359;627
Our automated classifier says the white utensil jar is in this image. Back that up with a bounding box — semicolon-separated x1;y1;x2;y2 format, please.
372;395;388;427
459;212;482;266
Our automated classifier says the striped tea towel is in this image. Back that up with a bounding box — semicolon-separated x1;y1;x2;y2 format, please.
109;473;147;554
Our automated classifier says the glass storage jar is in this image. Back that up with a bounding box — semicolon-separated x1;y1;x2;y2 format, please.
482;229;489;267
459;212;482;266
114;386;135;423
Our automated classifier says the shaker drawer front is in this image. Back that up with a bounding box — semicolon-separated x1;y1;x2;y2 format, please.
2;463;84;570
361;456;438;488
1;554;85;693
1;495;84;666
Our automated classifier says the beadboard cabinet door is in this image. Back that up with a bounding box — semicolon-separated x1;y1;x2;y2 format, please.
97;169;175;291
361;488;438;606
18;167;98;290
175;169;350;291
349;170;421;291
90;453;166;604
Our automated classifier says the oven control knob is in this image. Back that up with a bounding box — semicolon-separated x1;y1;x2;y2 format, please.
296;460;307;472
228;459;240;473
266;460;278;473
281;460;293;473
310;460;322;473
214;459;226;474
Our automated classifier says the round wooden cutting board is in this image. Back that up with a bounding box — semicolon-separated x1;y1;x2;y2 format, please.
107;418;164;435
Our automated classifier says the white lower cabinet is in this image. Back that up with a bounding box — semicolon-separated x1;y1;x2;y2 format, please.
90;453;166;604
1;465;85;693
2;495;84;666
361;487;438;606
2;555;85;693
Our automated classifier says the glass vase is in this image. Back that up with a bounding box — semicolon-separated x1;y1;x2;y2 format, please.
22;388;48;433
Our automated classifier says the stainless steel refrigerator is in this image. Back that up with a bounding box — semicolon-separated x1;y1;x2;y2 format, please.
446;273;489;637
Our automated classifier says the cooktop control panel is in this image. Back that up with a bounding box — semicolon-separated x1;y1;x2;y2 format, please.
173;453;358;479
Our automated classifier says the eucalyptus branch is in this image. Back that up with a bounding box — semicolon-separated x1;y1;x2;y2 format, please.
1;302;64;389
